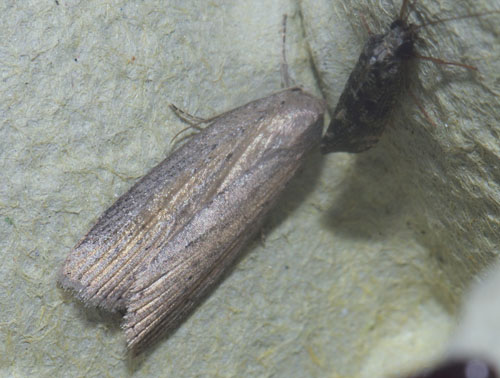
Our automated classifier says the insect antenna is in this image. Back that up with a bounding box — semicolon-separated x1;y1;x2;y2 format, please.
415;10;500;30
399;0;417;22
281;14;290;88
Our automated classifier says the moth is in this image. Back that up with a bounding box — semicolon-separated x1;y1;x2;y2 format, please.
59;87;325;353
320;0;498;154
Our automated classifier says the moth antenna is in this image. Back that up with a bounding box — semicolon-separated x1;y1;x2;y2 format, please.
407;0;426;25
416;10;500;30
400;0;415;22
281;14;290;88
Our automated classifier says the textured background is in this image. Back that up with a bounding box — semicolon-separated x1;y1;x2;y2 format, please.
1;0;499;377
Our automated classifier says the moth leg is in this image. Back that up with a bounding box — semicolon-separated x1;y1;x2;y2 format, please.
413;53;478;71
408;52;476;127
360;14;373;35
168;105;210;145
170;103;240;126
408;88;437;127
169;104;209;126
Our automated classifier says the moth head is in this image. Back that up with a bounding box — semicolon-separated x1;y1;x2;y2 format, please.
390;19;417;59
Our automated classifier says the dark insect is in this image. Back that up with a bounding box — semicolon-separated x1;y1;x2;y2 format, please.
406;358;498;378
320;0;496;154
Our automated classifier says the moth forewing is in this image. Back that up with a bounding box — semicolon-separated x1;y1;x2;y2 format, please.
59;88;325;353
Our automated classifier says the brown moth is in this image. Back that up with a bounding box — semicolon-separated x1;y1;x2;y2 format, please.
59;87;325;353
320;0;499;154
